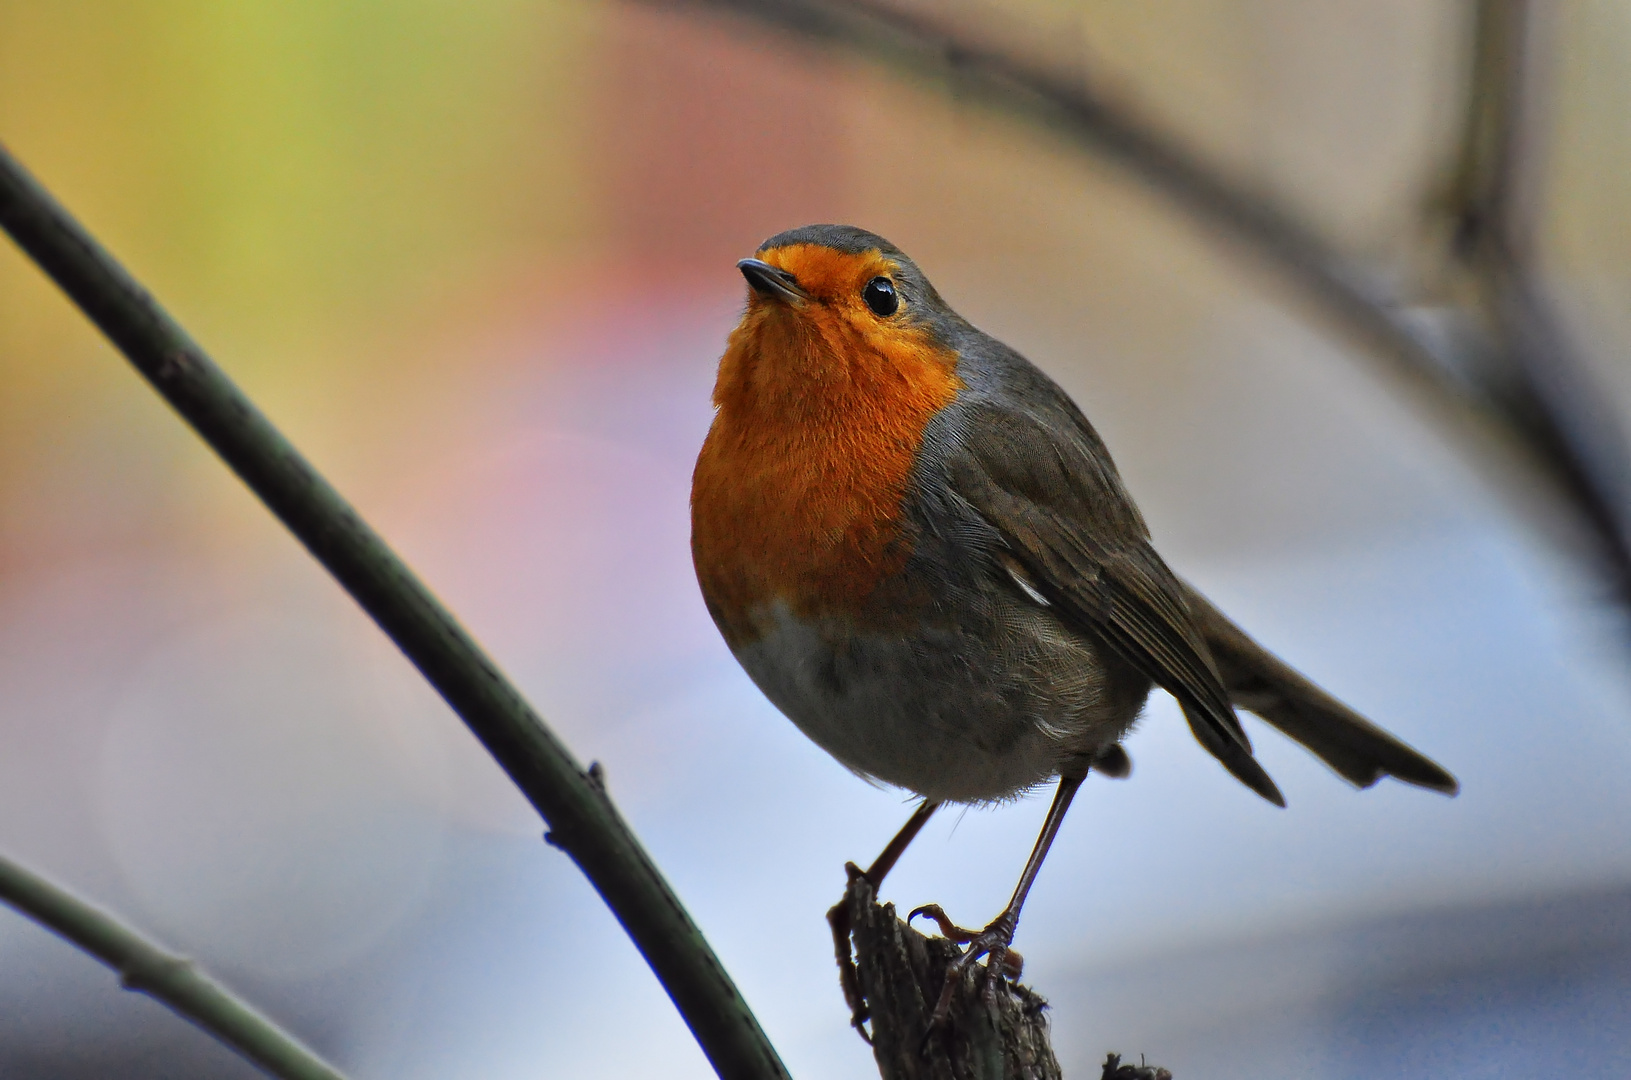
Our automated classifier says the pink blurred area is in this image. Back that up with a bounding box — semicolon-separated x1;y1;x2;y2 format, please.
3;3;1631;1079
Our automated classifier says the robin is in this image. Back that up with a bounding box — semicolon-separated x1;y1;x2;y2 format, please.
690;224;1457;1028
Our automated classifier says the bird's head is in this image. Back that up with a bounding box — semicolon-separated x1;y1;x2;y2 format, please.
713;225;962;417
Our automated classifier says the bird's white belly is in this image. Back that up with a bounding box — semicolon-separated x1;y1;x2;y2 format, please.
730;602;1123;804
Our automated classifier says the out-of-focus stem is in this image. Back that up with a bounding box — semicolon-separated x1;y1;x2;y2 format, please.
1445;0;1631;600
0;851;348;1080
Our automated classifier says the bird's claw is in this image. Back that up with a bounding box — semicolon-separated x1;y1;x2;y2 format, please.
913;909;1025;1053
906;903;980;943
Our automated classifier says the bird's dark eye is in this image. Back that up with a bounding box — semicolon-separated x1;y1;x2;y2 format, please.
862;277;899;317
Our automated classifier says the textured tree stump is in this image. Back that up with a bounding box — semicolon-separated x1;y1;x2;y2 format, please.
831;872;1058;1080
830;872;1171;1080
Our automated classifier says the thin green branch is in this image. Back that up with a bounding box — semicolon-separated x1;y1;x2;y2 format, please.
0;850;347;1080
0;141;788;1080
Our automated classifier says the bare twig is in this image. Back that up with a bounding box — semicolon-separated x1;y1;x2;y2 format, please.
0;142;788;1080
0;850;348;1080
659;0;1631;604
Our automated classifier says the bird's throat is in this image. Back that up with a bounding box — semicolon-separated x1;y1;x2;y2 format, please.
691;310;962;646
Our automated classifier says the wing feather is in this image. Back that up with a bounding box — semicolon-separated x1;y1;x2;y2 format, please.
940;396;1285;805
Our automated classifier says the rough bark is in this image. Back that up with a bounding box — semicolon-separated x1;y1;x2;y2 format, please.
837;873;1060;1080
833;874;1173;1079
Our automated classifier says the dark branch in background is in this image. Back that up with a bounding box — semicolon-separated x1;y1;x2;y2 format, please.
657;0;1631;606
0;850;348;1080
1441;0;1631;589
0;143;789;1080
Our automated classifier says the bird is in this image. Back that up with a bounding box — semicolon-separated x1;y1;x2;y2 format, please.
689;223;1458;1028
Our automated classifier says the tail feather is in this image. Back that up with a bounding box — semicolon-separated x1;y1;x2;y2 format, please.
1183;584;1459;796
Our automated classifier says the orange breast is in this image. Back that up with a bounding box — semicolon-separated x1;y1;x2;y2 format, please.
691;295;962;648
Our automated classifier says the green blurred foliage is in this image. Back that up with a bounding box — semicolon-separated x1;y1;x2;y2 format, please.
0;0;597;392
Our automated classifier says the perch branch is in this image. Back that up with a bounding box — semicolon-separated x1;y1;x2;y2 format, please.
838;872;1174;1079
0;141;788;1080
0;850;348;1080
659;0;1631;604
841;872;1062;1080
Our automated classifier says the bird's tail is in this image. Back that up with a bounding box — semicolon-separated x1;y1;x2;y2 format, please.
1182;584;1459;796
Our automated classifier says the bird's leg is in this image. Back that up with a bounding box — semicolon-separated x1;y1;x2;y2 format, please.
828;799;942;1040
861;798;942;887
913;772;1085;1036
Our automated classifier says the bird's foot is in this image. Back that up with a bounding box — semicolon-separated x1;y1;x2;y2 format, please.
907;905;1024;1047
905;903;978;943
907;904;1025;977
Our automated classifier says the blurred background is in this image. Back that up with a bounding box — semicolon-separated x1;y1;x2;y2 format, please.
3;1;1631;1076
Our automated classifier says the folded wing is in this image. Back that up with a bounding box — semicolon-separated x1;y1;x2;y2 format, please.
940;394;1285;805
935;377;1456;804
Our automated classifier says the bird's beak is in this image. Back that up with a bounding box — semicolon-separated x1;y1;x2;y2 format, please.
737;258;809;304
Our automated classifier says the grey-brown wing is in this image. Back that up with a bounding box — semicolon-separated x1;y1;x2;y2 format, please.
942;397;1285;805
